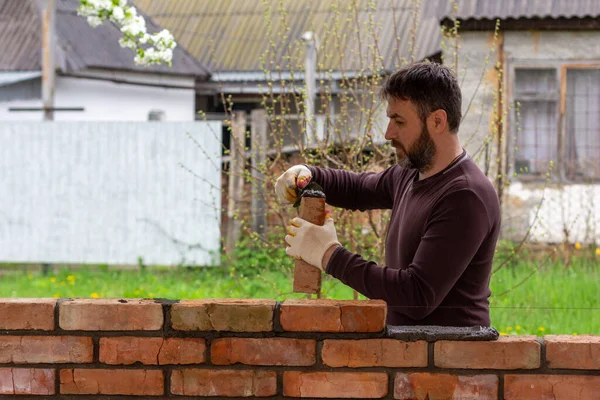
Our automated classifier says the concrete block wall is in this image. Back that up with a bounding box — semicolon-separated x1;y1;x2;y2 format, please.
0;298;598;398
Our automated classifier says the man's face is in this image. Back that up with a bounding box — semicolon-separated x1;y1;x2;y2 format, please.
384;98;436;172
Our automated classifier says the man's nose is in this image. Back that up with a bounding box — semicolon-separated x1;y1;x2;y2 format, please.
384;123;395;141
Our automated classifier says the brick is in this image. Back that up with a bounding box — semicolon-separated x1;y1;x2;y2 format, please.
59;299;163;331
341;301;387;332
171;299;275;332
545;335;600;370
0;299;55;330
100;337;205;365
279;299;386;332
322;339;427;368
394;373;498;400
171;369;276;397
283;371;388;398
293;196;326;294
60;369;164;395
211;338;315;366
435;336;540;369
505;375;600;400
0;336;93;364
0;368;55;395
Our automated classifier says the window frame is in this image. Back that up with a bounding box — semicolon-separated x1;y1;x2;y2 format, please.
507;61;600;183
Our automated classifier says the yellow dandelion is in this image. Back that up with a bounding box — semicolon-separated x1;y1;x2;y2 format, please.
499;332;507;335
49;277;57;283
595;248;600;256
515;326;521;331
53;292;61;298
90;293;100;299
573;332;578;336
67;275;75;282
538;327;545;332
574;242;581;250
507;327;513;331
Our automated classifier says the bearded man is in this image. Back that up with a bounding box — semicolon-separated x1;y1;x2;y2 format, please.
275;62;501;327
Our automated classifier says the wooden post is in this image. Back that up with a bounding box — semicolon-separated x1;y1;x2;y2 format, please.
293;195;325;295
250;109;267;234
41;0;56;121
225;111;246;254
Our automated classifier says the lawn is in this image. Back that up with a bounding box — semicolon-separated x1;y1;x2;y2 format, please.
1;254;598;336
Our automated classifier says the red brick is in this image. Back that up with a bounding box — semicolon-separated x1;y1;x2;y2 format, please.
60;369;164;395
545;335;600;370
100;337;205;365
171;369;276;397
171;299;275;332
212;338;315;366
59;299;163;331
283;371;388;398
394;373;498;400
0;299;55;330
0;336;93;363
279;299;386;332
341;301;387;332
435;336;540;369
0;368;55;395
322;339;427;367
505;375;600;400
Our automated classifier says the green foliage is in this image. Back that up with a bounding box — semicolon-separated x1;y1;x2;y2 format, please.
1;243;598;334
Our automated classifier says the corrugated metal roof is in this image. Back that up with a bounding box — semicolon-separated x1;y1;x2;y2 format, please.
0;71;42;86
447;0;600;21
0;0;211;78
134;0;445;74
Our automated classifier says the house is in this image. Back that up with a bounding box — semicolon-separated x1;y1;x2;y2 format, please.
0;0;221;267
442;0;600;244
0;0;210;122
135;0;600;245
135;0;447;148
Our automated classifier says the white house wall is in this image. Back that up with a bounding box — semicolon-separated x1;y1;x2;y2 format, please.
0;71;195;122
0;121;222;266
455;30;600;244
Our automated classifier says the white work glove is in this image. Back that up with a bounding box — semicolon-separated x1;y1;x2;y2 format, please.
275;165;312;204
285;216;341;271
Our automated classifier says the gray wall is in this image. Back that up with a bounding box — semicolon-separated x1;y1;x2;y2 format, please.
0;121;222;266
454;30;600;244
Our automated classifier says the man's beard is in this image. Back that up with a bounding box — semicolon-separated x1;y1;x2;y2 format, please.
393;125;436;173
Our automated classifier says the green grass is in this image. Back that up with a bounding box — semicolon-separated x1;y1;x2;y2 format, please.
1;257;598;335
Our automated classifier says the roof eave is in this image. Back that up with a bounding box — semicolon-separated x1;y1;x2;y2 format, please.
441;16;600;31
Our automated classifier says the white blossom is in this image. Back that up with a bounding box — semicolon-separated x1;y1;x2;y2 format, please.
78;0;176;66
111;6;124;22
86;15;103;27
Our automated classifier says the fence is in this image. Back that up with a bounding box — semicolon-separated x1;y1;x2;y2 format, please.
0;121;222;266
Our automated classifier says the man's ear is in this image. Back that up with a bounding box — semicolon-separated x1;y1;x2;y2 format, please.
427;109;448;134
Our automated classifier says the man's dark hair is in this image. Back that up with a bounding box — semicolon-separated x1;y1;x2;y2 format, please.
380;62;462;133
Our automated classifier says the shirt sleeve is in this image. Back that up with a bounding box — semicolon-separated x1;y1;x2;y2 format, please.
326;189;491;320
307;165;396;211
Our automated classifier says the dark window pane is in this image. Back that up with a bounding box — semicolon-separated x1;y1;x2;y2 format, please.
515;69;557;96
566;69;600;181
515;100;558;175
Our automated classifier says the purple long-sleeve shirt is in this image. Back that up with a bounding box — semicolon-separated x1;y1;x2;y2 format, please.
308;153;501;327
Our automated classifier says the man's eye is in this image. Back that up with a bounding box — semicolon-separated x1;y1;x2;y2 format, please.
395;120;404;126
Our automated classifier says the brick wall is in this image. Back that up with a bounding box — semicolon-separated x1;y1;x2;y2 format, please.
0;298;598;399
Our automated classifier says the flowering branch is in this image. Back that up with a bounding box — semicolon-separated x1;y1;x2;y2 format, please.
77;0;177;66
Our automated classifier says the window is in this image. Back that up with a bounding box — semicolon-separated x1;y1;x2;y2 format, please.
148;110;165;121
566;69;600;180
512;67;600;181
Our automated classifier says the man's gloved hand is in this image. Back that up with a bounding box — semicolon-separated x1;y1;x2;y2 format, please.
275;165;312;204
285;216;341;271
